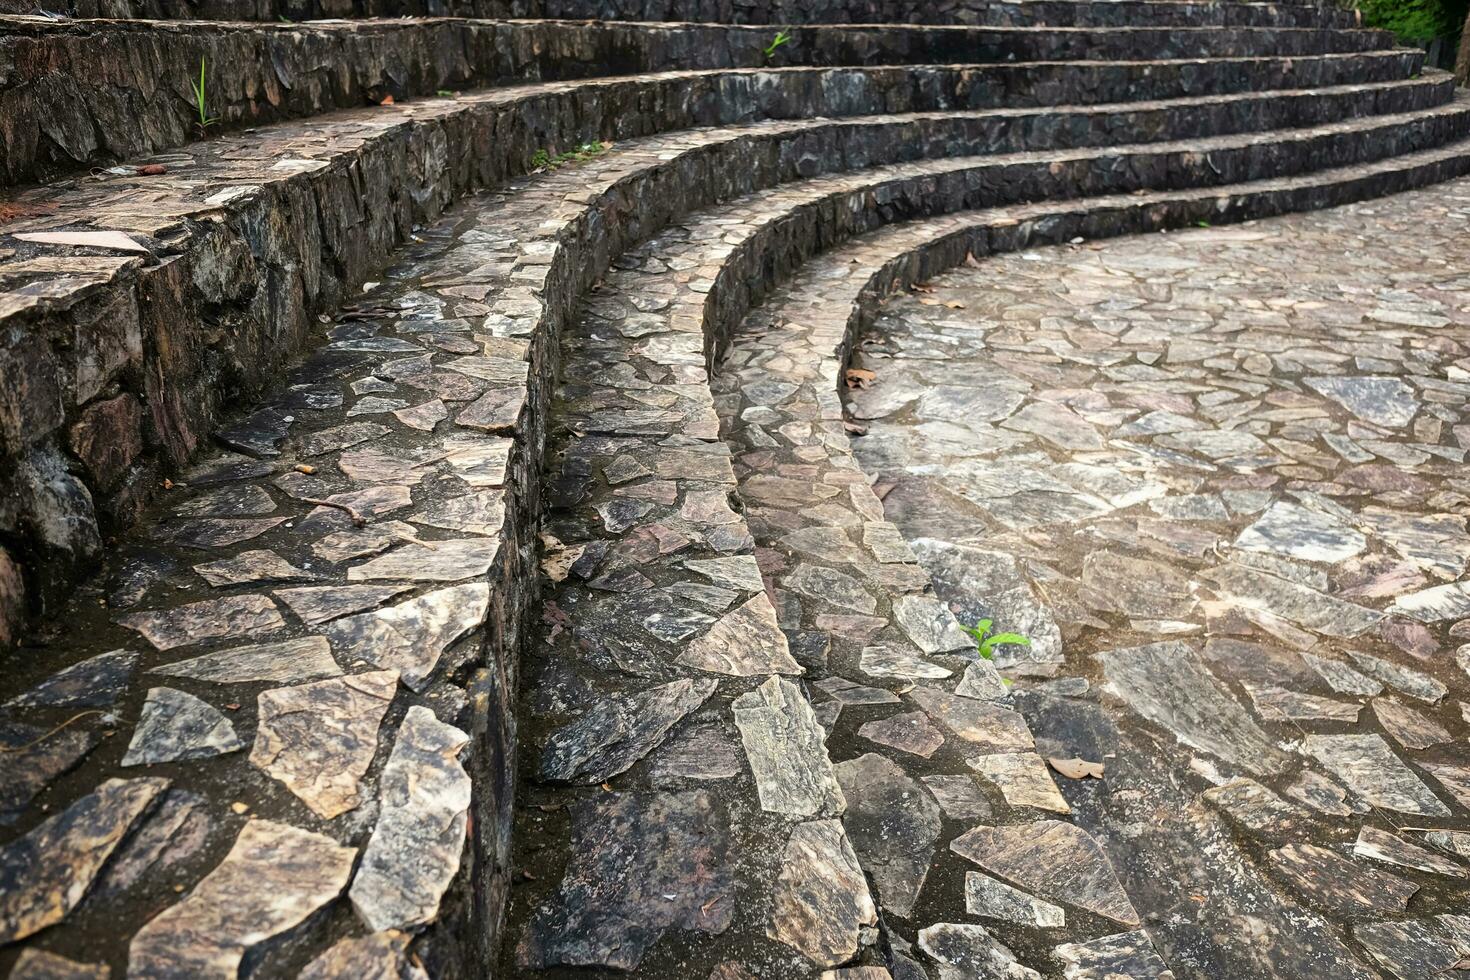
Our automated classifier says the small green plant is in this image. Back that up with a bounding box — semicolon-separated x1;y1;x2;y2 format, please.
190;56;219;135
962;619;1031;661
763;30;792;60
436;89;455;98
529;141;611;172
1195;220;1211;228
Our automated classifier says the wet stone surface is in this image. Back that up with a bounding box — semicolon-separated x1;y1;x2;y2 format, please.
840;177;1470;977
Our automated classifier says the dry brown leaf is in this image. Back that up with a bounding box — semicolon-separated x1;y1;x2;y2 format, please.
136;164;168;176
1047;757;1105;780
845;367;876;389
15;230;150;254
379;94;395;105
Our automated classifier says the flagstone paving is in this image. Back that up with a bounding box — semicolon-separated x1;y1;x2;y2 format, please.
832;176;1470;978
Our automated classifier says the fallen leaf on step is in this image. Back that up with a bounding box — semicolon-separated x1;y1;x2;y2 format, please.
1048;757;1105;780
845;367;876;389
15;230;150;254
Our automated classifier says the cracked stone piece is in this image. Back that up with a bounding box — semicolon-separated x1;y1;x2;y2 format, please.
0;721;99;820
90;788;211;902
678;595;801;676
909;687;1034;752
836;754;940;918
785;565;876;614
858;711;945;758
956;660;1009;701
350;707;471;931
128;819;356;979
651;721;743;783
299;421;390;456
325;583;488;690
968;753;1070;813
517;790;732;970
542;678;717;784
1054;931;1177;980
860;644;951;680
119;595;284;651
1269;843;1417;914
1420;762;1470;809
275;584;415;625
893;595;973;653
393;399;448;433
1373;699;1451;749
1201;564;1382;638
1301;652;1382;696
122;687;243;766
1355;826;1466;877
5;649;136;709
410;490;506;536
1201;779;1307;839
250;670;398;819
0;777;167;943
768;819;876;967
1234;501;1366;563
1243;682;1360;723
732;676;844;817
193;550;320;587
150;636;340;684
965;871;1065;928
1301;734;1449;816
951;821;1140;926
684;556;765;592
1347;652;1445;703
157;517;287;549
1353;916;1470;979
1305;376;1419;428
815;676;899;705
301;930;427;979
923;775;993;821
8;950;109;979
1098;641;1288;775
348;538;500;582
1387;582;1470;623
917;923;1041;980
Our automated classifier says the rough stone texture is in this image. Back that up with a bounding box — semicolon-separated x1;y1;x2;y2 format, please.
767;819;876;967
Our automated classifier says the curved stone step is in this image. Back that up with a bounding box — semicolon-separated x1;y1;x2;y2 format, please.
1;24;1424;186
31;0;1363;28
6;73;1452;634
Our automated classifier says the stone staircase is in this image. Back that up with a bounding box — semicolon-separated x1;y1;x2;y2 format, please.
0;1;1467;977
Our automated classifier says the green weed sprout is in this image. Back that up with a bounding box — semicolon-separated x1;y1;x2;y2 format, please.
961;619;1031;661
764;30;792;60
190;56;219;134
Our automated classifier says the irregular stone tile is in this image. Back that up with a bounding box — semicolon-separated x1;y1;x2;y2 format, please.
1243;682;1360;723
121;687;243;766
1201;564;1382;637
1387;582;1470;623
542;678;717;784
393;399;448;432
350;707;471;930
0;721;99;821
650;720;744;783
1347;652;1446;703
275;584;416;625
250;670;398;819
0;777;167;943
1301;652;1383;696
732;675;844;817
311;522;422;562
835;754;941;918
860;643;951;680
8;950;109;979
1098;641;1288;774
5;649;136;709
299;421;391;456
1425;831;1470;858
1353;916;1470;979
965;870;1065;928
119;595;284;651
916;922;1041;980
956;660;1010;700
685;556;765;591
517;790;732;970
441;435;511;487
678;595;801;676
1305;376;1419;428
815;676;899;705
969;752;1071;813
1373;699;1452;749
1054;931;1177;980
89;788;211;901
1201;778;1308;839
1301;734;1449;816
325;583;488;690
1420;762;1470;809
127;819;356;978
348;537;500;582
150;636;341;684
1001;401;1104;450
768;819;876;967
300;930;428;980
1233;500;1366;563
951;821;1140;926
157;517;287;549
818;969;891;980
1354;826;1466;877
174;484;278;518
858;711;945;758
923;775;994;821
298;486;414;531
193;549;321;587
410;490;505;536
893;595;973;653
1081;551;1196;621
909;687;1034;752
1269;842;1417;914
785;565;877;614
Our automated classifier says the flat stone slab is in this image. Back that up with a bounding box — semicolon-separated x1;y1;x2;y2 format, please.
1301;734;1449;817
835;753;941;918
732;676;845;818
768;819;876;967
541;677;717;784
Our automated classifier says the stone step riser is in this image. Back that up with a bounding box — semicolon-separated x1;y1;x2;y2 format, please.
36;0;1363;27
0;14;1423;187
